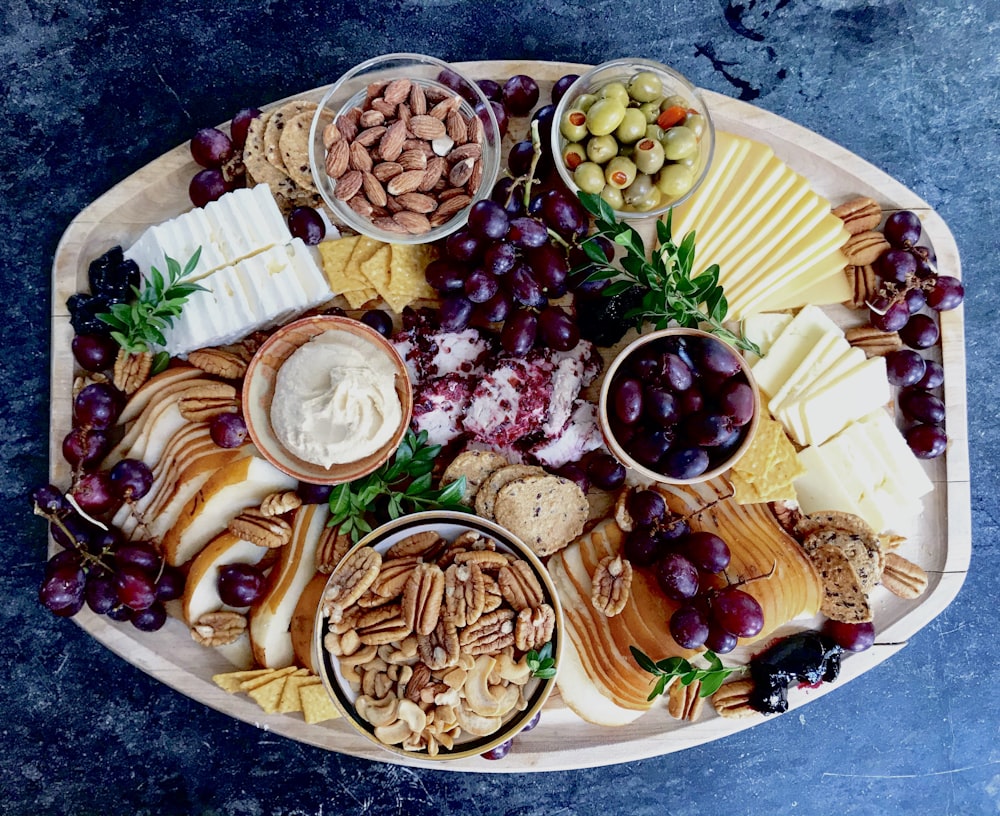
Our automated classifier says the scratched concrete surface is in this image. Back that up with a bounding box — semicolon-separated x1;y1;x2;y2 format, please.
2;1;998;814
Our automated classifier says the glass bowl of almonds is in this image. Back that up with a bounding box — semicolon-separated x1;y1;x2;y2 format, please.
313;510;563;761
309;53;502;244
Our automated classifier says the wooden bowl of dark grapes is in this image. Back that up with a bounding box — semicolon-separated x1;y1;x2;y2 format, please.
599;328;760;483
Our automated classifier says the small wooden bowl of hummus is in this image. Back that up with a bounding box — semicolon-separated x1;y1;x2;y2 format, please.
243;314;413;485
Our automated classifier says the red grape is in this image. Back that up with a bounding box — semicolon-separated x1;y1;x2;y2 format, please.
627;490;667;527
927;275;964;311
586;453;626;490
62;427;109;469
705;627;738;655
218;563;267;606
710;587;764;638
189;168;228;207
439;295;474;331
655;553;700;600
823;619;875;652
230;108;261;149
445;230;485;262
899;388;945;424
551;74;580;104
481;739;512;760
115;565;158;610
476;78;502;102
464;269;499;303
298;481;333;505
537;305;579;351
190;127;233;168
115;541;161;575
915;359;944;389
288;207;325;245
74;382;123;430
360;310;393;338
425;258;467;293
500;308;537;356
477;100;507;137
71;470;116;515
868;297;910;332
899;314;939;349
661;446;710;480
467;200;509;240
131;602;167;632
72;334;119;371
678;531;731;574
905;423;947;458
155;565;186;602
883;211;921;248
109;458;154;501
507;217;548;249
874;248;916;283
39;561;86;617
210;413;248;448
669;604;710;650
502;74;540;116
885;349;926;387
85;570;120;615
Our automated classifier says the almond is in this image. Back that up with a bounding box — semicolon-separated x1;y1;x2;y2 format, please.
395;192;438;213
409;83;427;115
418;156;446;191
448;157;475;187
430;194;472;225
362;172;387;207
382;77;412;106
393;210;432;234
334;169;364;201
446;109;468;144
354;125;387;148
349;140;373;173
324;138;349;179
359;109;386;129
409;114;447;140
378;119;407;162
372;161;404;182
386;169;427;196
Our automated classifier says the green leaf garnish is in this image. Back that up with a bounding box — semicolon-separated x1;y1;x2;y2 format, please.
526;642;557;680
629;646;743;701
327;429;469;543
97;248;207;354
575;193;761;355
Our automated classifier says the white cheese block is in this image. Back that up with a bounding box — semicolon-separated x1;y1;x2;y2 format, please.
768;332;850;415
793;356;890;447
855;410;934;498
740;311;794;366
126;215;228;283
794;445;866;519
749;305;840;399
202;185;292;264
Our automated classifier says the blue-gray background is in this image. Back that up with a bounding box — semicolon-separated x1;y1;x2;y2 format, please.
2;1;997;814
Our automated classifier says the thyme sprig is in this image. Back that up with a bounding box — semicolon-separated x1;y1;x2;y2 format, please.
576;193;760;355
630;646;743;701
327;429;468;543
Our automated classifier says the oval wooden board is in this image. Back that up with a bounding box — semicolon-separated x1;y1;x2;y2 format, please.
49;60;969;772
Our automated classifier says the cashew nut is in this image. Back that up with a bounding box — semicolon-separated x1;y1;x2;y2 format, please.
355;693;399;727
465;655;521;718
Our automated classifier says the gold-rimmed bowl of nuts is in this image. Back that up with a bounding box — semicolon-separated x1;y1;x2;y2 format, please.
309;53;502;244
313;510;563;761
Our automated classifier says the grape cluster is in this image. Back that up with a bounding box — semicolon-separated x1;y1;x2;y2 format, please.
34;477;183;630
865;211;962;459
188;108;258;208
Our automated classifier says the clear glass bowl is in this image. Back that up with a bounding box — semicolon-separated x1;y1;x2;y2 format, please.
308;53;502;244
551;58;715;221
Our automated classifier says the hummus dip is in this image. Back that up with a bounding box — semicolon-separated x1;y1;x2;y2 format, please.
270;329;403;467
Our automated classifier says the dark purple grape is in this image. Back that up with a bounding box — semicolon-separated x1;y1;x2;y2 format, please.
526;243;569;295
915;359;944;390
927;276;964;311
661;447;710;480
718;380;755;426
115;565;157;610
875;248;916;284
507;217;548;249
361;309;393;337
655;553;700;600
445;230;484;262
630;429;673;468
502;74;540;116
520;710;541;733
287;207;325;245
537;306;579;351
85;570;119;615
439;295;474;331
551;74;580;104
218;563;267;606
467;199;509;240
298;481;333;505
230;108;261;149
655;515;691;546
586;453;626;490
823;619;875;652
508;140;536;177
623;526;661;566
424;258;468;293
884;211;921;248
132;602;167;632
190;127;233;168
476;289;513;324
484;242;517;276
628;490;667;527
71;471;116;515
710;587;764;638
912;244;937;277
868;296;910;333
74;383;123;430
210;413;248;448
464;269;499;304
905;423;947;458
481;739;512;760
40;562;86;617
508;265;546;308
644;386;680;425
189;168;228;208
500;308;537;356
661;353;693;391
109;459;153;501
705;627;738;655
492;177;525;216
904;286;927;313
72;334;119;371
539;189;587;241
899;388;945;424
899;314;939;349
106;603;133;622
679;531;731;574
692;337;741;376
554;462;589;493
33;484;72;517
612;377;643;425
476;78;503;102
681;412;735;447
531;103;556;144
678;388;705;415
45;548;84;576
155;565;185;602
669;605;710;650
437;68;479;104
50;514;95;551
115;542;160;576
885;349;927;387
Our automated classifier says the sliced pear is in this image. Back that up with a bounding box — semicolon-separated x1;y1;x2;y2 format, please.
290;571;328;674
118;365;202;424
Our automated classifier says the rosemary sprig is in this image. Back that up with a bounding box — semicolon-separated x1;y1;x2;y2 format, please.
630;646;743;700
576;193;760;355
327;429;468;543
526;642;557;680
98;248;206;355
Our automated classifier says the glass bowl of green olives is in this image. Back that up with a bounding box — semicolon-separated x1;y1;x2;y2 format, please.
551;59;714;218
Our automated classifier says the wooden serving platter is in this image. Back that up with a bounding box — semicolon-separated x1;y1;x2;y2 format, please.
48;60;969;772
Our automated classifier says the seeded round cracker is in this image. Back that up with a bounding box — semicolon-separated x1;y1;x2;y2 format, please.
804;528;883;593
493;474;589;558
793;510;877;543
279;109;328;192
244;113;297;195
806;543;872;623
264;100;318;171
441;450;509;507
474;464;546;519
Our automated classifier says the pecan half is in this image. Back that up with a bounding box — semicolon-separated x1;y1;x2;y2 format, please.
711;680;759;719
404;662;434;703
177;389;240;423
322;547;382;620
402;562;446;636
843;230;890;267
316;523;352;573
356;603;412;646
667;678;705;721
845;264;880;309
228;507;292;549
190;611;246;647
498;560;544;612
845;325;903;357
187;347;248;379
443;562;486;628
832;196;882;235
113;350;152;395
881;552;929;598
417;618;461;670
260;490;302;517
514;604;555;652
591;555;633;618
460;608;515;655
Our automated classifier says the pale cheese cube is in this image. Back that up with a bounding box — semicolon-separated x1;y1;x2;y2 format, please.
795;356;890;447
750;304;840;399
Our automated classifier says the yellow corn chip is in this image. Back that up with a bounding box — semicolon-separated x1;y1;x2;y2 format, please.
300;682;342;724
342;286;378;309
248;675;288;714
318;236;363;293
361;244;393;299
385;244;436;311
212;668;272;693
239;665;296;692
346;236;384;278
276;671;315;714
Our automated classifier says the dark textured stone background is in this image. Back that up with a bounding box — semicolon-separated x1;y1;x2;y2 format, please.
2;1;997;814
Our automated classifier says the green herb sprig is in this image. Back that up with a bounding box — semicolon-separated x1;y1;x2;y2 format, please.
526;642;557;680
630;646;742;701
98;248;206;356
576;193;760;355
328;429;467;542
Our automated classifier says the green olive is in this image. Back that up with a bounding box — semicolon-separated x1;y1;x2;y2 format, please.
600;184;625;210
655;164;696;198
586;98;627;136
622;173;654;205
638;101;661;123
644;123;665;142
586;134;618;164
662;126;699;160
560;108;589;141
627;71;664;103
683;113;707;139
675;153;698;169
562;142;587;170
614;108;648;144
633;138;665;174
660;94;689;111
599;81;630;106
574;161;608;194
574;92;599;113
604;155;637;189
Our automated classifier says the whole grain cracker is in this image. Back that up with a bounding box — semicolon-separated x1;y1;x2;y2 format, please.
441;450;509;507
264;100;318;171
279;109;328;192
807;543;873;623
492;474;589;557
